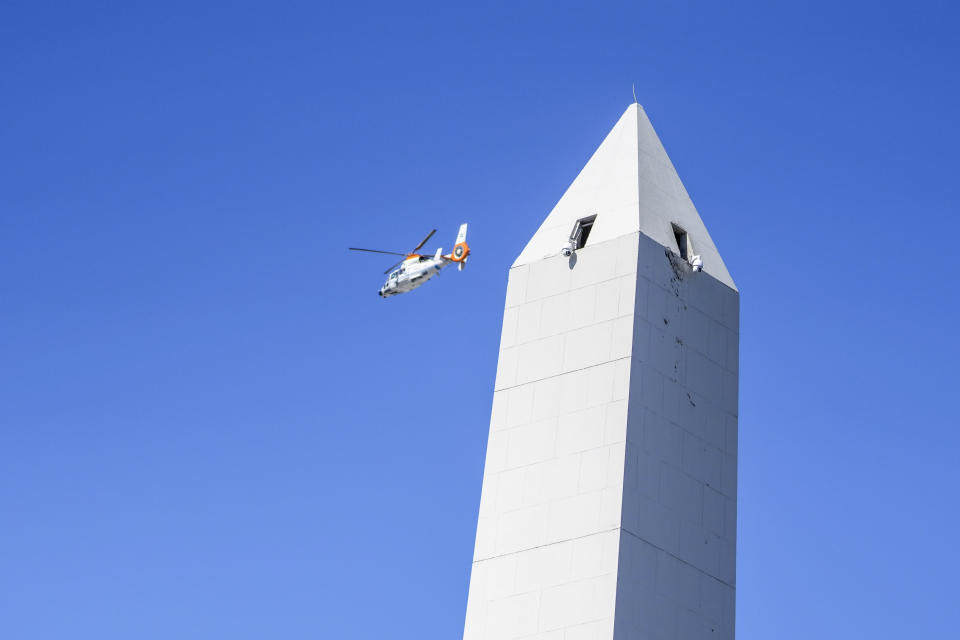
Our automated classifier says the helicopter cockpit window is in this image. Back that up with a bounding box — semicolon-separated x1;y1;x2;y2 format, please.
390;270;399;280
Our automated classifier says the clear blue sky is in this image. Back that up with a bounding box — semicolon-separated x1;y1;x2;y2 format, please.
2;1;958;638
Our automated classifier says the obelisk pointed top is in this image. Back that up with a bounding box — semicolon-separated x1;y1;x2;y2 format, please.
514;103;736;291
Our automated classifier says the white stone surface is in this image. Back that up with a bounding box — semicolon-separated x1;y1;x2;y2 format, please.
513;104;736;292
464;105;738;640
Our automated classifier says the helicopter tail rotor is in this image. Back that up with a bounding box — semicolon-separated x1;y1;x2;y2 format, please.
447;223;470;269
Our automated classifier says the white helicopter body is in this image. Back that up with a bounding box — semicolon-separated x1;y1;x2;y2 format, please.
351;224;470;298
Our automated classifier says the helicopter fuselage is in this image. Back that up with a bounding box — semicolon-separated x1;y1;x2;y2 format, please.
351;223;469;298
378;255;448;298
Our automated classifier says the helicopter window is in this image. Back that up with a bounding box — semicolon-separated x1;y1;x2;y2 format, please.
390;270;399;280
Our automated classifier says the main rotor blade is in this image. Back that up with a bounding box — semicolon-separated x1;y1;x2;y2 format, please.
383;260;404;274
349;248;408;256
411;229;437;253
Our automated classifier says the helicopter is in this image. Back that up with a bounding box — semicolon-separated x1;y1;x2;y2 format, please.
350;223;470;298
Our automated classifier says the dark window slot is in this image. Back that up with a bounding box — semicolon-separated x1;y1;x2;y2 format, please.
672;223;689;260
571;215;597;250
